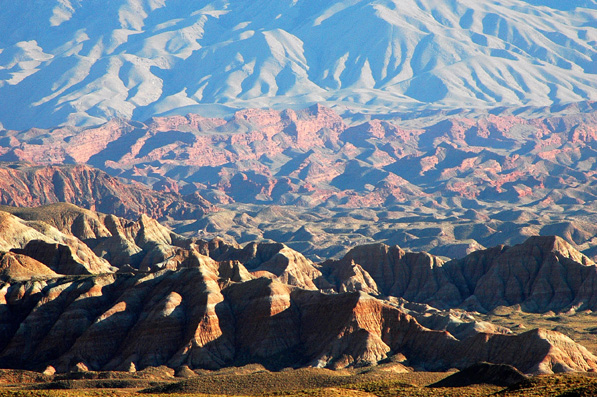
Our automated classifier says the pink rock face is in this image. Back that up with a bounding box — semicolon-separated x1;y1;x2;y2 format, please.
0;164;215;221
3;105;597;216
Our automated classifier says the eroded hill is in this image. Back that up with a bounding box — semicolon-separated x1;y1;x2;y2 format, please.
1;204;597;375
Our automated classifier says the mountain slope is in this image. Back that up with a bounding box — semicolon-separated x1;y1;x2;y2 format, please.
324;236;597;312
0;0;596;129
0;163;214;221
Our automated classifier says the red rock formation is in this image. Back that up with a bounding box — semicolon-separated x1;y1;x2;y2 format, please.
458;236;597;312
1;204;597;375
323;236;597;313
1;270;595;375
321;243;457;305
2;107;597;213
4;106;597;262
0;163;214;221
13;240;112;275
206;241;326;290
0;252;57;282
0;209;114;275
318;259;379;294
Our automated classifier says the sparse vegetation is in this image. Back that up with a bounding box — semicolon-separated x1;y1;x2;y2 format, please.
1;369;597;397
478;310;597;355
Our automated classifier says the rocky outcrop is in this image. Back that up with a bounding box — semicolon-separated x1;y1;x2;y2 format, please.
398;306;512;341
444;236;597;312
4;108;597;213
4;107;597;260
0;252;57;282
4;203;597;313
204;241;327;290
318;259;379;295
325;236;597;313
0;209;114;275
321;243;457;305
12;240;112;275
1;271;596;375
0;163;214;221
5;204;597;313
1;203;597;376
1;204;208;274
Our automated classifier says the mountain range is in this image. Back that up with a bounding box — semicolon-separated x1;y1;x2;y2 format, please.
2;203;597;375
5;0;597;386
0;0;596;129
3;105;597;260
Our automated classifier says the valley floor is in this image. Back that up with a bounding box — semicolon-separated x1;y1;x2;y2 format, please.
1;369;597;397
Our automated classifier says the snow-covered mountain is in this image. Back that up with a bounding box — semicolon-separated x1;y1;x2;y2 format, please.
0;0;596;129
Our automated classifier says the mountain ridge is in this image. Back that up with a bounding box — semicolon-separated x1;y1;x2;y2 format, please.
0;163;215;221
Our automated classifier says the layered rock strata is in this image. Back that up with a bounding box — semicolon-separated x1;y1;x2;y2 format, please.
1;204;597;375
1;273;596;375
0;163;214;221
324;236;597;312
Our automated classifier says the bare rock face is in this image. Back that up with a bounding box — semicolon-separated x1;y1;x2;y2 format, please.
12;240;112;275
208;242;326;290
318;259;379;294
2;270;595;375
1;203;112;241
0;163;214;221
455;328;597;375
223;279;300;366
0;252;57;282
445;236;597;312
1;204;212;274
4;107;597;262
0;209;114;275
0;211;52;251
1;203;597;376
402;307;512;341
325;236;597;313
322;243;459;305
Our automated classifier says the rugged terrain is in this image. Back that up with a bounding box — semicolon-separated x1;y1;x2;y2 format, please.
0;163;214;220
1;203;597;376
3;0;597;392
3;105;597;260
1;0;597;129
